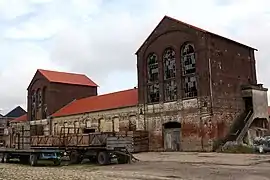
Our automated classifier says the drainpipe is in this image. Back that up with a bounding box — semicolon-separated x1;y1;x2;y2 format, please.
207;34;214;115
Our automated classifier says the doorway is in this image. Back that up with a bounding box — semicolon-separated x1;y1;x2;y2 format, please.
243;97;253;112
163;122;181;151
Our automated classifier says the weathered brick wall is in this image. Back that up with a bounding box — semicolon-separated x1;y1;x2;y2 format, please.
52;106;138;135
139;98;213;151
137;94;247;152
27;71;97;121
135;17;257;152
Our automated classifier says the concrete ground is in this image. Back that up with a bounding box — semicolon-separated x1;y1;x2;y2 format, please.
1;152;270;180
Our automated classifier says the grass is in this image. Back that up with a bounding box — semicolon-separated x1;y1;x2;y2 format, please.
217;144;255;154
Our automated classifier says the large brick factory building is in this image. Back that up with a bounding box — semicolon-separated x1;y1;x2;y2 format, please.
11;16;269;152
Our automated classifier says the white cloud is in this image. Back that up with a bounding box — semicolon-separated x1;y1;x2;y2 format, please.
0;0;34;20
0;0;270;114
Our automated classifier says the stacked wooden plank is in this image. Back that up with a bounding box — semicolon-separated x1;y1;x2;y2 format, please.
14;122;31;149
107;130;149;153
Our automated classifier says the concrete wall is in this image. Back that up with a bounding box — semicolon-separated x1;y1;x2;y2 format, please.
251;89;269;119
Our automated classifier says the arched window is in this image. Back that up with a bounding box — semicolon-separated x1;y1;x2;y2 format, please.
42;87;47;119
147;53;159;82
36;89;42;108
182;44;196;75
163;48;176;80
31;91;36;120
163;48;177;101
147;53;159;103
181;43;197;98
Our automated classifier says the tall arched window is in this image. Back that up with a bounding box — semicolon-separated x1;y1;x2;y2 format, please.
181;43;197;98
163;48;177;101
147;53;159;103
31;91;36;121
42;87;47;119
37;89;42;108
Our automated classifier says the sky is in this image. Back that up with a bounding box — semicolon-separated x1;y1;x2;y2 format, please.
0;0;270;115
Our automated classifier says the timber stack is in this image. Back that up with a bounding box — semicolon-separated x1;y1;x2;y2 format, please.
107;130;149;153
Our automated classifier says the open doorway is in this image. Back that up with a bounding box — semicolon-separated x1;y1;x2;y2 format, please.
163;122;181;151
243;97;253;112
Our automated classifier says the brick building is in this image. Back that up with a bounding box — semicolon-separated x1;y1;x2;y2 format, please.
136;16;269;151
24;69;98;135
51;89;138;136
10;16;269;152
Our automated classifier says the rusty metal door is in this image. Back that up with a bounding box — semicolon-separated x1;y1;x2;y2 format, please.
164;128;180;151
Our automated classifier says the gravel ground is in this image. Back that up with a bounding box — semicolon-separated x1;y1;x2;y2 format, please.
1;152;270;180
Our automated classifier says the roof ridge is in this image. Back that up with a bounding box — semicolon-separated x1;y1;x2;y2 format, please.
136;15;257;54
38;69;85;76
79;88;137;101
36;69;98;87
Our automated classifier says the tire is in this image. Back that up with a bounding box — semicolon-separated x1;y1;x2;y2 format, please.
97;151;110;165
3;153;9;163
0;153;4;163
117;154;129;164
29;154;38;166
70;151;82;164
54;159;61;166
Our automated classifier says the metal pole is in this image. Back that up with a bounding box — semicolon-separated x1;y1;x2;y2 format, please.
208;57;214;115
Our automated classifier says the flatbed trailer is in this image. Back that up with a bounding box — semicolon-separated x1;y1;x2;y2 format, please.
0;125;137;166
29;128;134;165
0;147;63;166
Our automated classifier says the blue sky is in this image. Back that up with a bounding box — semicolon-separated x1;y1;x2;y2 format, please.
0;0;270;114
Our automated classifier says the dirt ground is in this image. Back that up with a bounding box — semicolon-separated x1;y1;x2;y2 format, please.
1;152;270;180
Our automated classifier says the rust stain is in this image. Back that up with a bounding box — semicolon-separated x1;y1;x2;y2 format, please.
217;121;226;139
181;122;199;137
149;131;163;151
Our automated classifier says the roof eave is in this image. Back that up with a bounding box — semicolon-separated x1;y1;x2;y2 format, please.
135;15;258;54
208;32;258;52
52;104;138;118
135;15;168;55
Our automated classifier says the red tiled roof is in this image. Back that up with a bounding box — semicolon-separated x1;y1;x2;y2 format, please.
10;114;27;123
136;15;257;54
38;69;98;87
52;88;138;117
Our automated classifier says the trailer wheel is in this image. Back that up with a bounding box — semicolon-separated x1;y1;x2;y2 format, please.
97;151;109;165
54;159;61;166
3;153;10;163
29;154;38;166
0;153;4;163
70;151;82;164
117;154;129;164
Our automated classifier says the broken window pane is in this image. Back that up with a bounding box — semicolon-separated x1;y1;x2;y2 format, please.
31;92;36;120
182;44;196;75
163;48;176;80
147;83;159;103
164;80;177;101
184;76;198;98
37;89;42;108
147;53;159;82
